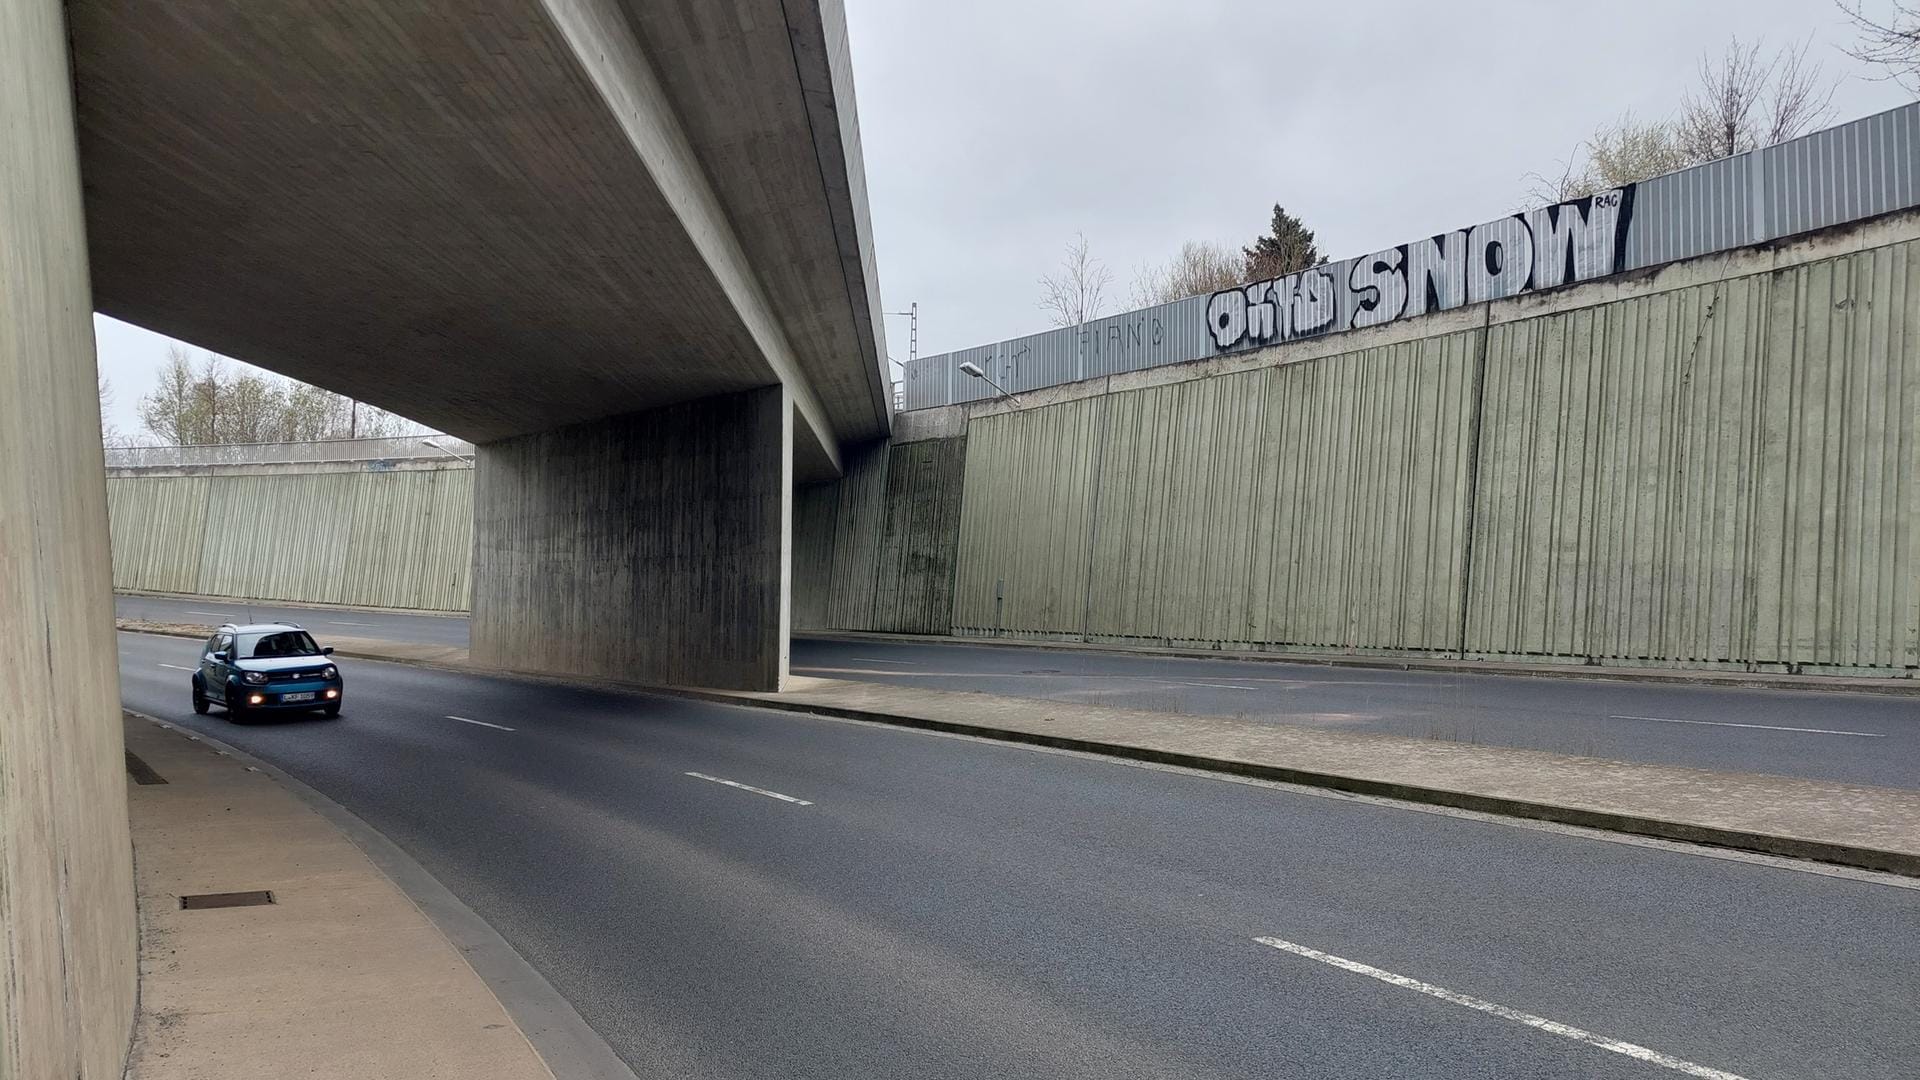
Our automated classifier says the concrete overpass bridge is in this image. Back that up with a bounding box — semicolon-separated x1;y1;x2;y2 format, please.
4;2;885;1074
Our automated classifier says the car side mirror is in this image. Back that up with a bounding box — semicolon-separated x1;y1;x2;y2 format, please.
321;646;334;656
211;651;229;662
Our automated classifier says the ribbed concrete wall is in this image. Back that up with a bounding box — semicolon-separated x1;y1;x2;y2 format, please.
948;331;1481;646
1;2;137;1075
793;435;967;635
107;465;473;612
821;211;1920;675
1468;236;1920;669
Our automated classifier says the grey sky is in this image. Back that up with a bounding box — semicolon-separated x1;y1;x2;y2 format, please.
95;0;1914;434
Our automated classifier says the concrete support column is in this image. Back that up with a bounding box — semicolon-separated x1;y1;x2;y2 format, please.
0;1;138;1076
471;386;793;691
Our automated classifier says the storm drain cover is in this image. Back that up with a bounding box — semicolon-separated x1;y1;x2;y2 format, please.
179;890;275;910
124;751;168;785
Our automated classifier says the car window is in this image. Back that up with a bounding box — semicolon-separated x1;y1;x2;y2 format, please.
238;630;321;659
214;633;233;657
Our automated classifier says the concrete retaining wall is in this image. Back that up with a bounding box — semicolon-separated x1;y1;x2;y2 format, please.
793;435;968;635
1;2;138;1075
799;210;1920;675
107;462;473;612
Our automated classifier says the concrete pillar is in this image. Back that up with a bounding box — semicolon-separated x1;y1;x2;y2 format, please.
0;1;139;1077
471;386;793;691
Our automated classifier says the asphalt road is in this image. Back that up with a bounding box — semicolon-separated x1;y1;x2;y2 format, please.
119;630;1919;1080
115;594;1920;788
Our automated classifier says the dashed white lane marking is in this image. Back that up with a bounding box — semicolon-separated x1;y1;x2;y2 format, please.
157;663;196;672
446;715;515;731
684;772;813;806
325;619;371;626
186;610;235;618
849;656;919;665
1610;714;1884;737
1252;937;1751;1079
1171;680;1260;691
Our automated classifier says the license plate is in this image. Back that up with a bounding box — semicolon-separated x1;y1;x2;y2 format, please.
282;691;316;702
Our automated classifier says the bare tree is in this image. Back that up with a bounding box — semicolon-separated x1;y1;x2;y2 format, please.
1840;1;1920;93
1038;232;1113;327
1525;114;1695;204
138;346;429;445
1131;240;1247;306
1524;37;1834;208
1677;38;1834;161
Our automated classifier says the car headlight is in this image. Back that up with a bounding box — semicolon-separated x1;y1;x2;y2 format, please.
243;670;269;685
321;665;337;680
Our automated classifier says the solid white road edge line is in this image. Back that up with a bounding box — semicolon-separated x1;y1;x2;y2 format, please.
684;771;813;806
185;610;234;618
446;715;515;731
1609;714;1884;737
1252;937;1751;1080
157;663;196;671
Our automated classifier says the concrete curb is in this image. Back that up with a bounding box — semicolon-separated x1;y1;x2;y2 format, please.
116;624;1920;878
800;630;1920;697
121;710;639;1080
647;685;1920;880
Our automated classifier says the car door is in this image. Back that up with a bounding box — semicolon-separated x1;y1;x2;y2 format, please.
201;632;233;695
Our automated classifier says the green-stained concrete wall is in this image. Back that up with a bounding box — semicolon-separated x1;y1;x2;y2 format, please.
1;1;137;1075
793;434;968;634
107;463;474;612
797;211;1920;675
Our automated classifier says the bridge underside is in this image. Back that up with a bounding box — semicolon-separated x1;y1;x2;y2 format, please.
61;0;893;694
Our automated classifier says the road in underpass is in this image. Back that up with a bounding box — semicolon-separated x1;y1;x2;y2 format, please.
116;594;1920;788
119;630;1918;1080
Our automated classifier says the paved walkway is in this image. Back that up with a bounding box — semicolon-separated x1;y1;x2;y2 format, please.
122;714;554;1079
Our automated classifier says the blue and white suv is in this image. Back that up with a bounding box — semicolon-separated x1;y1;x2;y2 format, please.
191;623;344;721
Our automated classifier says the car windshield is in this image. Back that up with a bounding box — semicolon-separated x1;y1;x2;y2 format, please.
236;630;322;659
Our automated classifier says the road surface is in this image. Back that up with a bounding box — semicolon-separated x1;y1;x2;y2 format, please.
115;593;1920;788
118;630;1919;1080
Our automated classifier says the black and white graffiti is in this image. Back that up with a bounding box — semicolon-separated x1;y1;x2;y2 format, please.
1205;187;1632;352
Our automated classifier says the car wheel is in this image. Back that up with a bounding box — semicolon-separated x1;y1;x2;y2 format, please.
225;692;250;724
322;703;341;719
191;674;210;714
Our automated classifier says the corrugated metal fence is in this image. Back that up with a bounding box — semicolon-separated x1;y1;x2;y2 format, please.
904;102;1920;410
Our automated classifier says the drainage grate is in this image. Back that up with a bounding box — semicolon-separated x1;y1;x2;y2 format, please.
124;751;168;785
179;890;274;910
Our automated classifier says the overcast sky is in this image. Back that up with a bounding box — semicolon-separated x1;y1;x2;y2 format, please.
95;0;1914;435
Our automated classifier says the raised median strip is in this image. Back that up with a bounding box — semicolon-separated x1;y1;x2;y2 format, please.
673;676;1920;878
116;620;1920;877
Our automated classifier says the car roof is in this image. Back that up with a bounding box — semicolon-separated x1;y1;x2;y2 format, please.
219;622;312;635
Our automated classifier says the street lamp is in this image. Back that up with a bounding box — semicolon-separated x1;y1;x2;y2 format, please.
958;361;1013;401
419;437;474;467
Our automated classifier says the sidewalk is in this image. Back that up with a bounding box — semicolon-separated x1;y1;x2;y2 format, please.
122;713;555;1079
